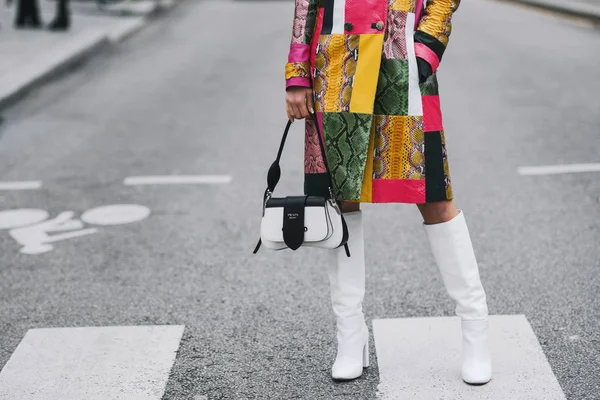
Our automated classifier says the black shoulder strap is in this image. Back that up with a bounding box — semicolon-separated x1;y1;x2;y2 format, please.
264;114;336;198
253;114;350;256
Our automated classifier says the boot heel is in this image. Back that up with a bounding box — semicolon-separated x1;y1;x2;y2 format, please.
362;340;369;368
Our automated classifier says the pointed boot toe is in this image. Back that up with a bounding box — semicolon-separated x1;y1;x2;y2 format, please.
462;362;492;385
331;336;369;381
331;358;364;381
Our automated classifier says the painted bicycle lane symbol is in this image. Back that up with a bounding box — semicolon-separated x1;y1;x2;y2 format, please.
0;204;150;255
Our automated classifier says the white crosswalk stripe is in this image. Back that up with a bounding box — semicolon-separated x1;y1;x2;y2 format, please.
372;315;566;400
0;325;184;400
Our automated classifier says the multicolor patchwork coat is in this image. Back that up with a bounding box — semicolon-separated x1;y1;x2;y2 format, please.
285;0;460;204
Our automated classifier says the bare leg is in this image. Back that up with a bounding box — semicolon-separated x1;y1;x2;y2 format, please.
341;201;360;213
417;199;458;225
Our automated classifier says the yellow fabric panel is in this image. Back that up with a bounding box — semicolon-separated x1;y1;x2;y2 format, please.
390;0;416;12
417;0;460;46
314;34;360;113
441;130;454;199
313;36;326;112
319;35;346;112
285;62;310;80
350;34;384;114
359;123;376;203
341;36;360;112
313;35;332;112
374;115;424;180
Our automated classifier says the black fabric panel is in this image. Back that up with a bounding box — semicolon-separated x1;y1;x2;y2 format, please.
305;173;331;198
424;131;448;202
321;0;334;34
416;57;433;83
414;31;445;61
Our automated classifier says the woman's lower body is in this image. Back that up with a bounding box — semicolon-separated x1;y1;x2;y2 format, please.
310;93;491;382
305;96;492;384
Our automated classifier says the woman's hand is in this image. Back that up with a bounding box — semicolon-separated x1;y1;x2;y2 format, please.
286;86;315;123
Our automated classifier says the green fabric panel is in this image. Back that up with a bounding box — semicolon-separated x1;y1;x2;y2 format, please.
419;73;440;96
322;112;372;201
373;59;409;116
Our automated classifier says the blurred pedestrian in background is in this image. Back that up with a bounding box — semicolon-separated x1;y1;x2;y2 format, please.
6;0;70;31
285;0;492;386
8;0;42;29
48;0;71;31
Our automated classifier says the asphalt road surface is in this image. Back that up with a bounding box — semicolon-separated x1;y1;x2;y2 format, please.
0;0;599;399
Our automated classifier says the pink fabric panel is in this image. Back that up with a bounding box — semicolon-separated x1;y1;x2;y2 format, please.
304;112;327;174
371;179;426;203
414;0;424;29
316;112;324;143
288;44;311;63
286;77;312;89
422;96;443;131
414;43;440;73
345;0;388;34
291;0;310;44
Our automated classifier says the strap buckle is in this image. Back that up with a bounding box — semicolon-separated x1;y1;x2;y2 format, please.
262;189;273;215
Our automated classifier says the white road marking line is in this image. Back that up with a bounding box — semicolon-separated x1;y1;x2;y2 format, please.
372;315;566;400
0;325;184;400
518;163;600;176
0;205;151;255
80;204;151;226
0;209;49;230
0;181;42;190
124;175;232;186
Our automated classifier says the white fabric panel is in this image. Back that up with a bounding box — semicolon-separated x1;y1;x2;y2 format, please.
331;0;346;34
405;13;424;116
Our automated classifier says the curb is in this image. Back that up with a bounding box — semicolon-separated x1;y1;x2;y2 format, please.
497;0;600;22
0;0;185;111
108;18;148;43
0;30;109;111
110;0;184;43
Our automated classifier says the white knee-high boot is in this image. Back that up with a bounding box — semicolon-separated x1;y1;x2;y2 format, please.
327;210;369;380
423;210;492;385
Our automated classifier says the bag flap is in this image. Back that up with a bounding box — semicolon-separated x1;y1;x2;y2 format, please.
282;196;307;250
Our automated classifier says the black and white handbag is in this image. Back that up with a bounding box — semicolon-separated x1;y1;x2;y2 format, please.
253;114;350;257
